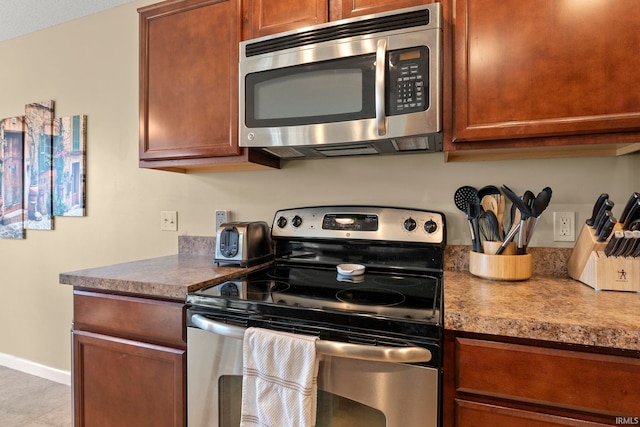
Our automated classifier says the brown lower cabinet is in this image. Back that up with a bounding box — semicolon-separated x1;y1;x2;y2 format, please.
444;331;640;427
72;290;186;427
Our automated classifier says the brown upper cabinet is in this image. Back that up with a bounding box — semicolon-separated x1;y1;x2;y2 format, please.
139;0;279;172
445;0;640;159
243;0;434;39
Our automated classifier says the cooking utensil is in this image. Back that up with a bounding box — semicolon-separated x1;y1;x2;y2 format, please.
586;193;608;226
501;185;532;255
480;210;501;242
478;186;504;238
454;186;481;252
525;186;552;247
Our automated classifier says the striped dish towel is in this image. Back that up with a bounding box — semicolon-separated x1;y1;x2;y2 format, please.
240;328;319;427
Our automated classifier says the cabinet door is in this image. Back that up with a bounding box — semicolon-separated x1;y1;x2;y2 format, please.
139;0;240;161
73;330;185;427
451;0;640;143
243;0;327;39
455;400;610;427
330;0;433;20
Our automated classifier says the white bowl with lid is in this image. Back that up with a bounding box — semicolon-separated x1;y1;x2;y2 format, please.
336;264;365;276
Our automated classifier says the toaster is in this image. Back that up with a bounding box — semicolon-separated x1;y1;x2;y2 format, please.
214;221;273;267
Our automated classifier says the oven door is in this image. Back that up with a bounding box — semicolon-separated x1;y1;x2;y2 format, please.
187;314;439;427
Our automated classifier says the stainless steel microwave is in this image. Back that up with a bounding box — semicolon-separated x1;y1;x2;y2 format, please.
239;4;443;159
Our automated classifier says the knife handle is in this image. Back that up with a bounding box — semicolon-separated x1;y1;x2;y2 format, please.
596;215;616;242
623;231;640;257
622;199;640;230
619;192;640;224
604;230;624;256
586;193;608;226
614;231;635;257
594;200;614;234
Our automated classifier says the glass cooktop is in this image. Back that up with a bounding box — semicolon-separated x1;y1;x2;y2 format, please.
189;264;441;323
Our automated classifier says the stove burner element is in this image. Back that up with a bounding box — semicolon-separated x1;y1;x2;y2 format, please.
373;276;422;288
336;287;406;307
246;280;290;300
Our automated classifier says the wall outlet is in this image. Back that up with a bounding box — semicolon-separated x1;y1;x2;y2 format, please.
553;211;575;241
215;210;229;230
160;211;178;231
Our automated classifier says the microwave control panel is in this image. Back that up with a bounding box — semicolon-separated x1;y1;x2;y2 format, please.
388;47;429;115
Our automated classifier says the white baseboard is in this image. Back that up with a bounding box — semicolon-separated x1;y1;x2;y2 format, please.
0;352;71;386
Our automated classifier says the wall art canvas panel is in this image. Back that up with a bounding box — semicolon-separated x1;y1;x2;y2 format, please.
53;115;86;216
0;117;25;239
24;100;54;230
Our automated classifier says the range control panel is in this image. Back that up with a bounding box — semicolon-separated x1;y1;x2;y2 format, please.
271;206;445;245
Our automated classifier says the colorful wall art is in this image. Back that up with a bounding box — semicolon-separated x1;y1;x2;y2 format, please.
53;115;86;216
24;100;54;230
0;117;25;239
0;100;87;240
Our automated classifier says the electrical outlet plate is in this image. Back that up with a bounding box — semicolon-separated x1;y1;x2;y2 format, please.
553;211;575;241
215;210;229;230
161;211;178;231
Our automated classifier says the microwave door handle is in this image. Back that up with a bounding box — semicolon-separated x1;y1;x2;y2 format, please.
190;314;432;364
375;39;388;136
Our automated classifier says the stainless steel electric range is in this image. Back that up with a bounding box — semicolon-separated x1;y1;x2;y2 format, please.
186;205;445;427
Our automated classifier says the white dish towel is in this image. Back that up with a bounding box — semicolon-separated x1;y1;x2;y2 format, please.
240;327;319;427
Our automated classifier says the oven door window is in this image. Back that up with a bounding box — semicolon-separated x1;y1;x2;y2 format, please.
218;375;385;427
245;54;376;128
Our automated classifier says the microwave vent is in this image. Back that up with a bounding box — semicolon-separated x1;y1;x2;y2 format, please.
262;147;306;158
245;9;431;57
391;137;429;151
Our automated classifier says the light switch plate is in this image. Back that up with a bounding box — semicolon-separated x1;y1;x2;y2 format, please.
161;211;178;231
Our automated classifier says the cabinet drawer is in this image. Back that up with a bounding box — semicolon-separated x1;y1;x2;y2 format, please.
455;400;610;427
455;338;640;416
74;290;185;348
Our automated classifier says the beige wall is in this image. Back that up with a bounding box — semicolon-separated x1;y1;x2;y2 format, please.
0;0;638;374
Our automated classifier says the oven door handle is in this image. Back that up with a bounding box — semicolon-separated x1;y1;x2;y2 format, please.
190;314;432;363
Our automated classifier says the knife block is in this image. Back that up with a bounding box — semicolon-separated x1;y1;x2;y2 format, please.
578;251;640;292
568;223;639;292
567;224;608;280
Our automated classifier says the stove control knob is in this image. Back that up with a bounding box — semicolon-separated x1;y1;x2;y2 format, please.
276;216;288;228
424;220;438;234
292;215;303;228
403;218;417;232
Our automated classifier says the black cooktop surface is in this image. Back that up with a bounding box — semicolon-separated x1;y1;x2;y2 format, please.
189;264;441;323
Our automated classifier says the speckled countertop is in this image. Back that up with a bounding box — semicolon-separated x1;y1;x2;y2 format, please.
59;237;640;351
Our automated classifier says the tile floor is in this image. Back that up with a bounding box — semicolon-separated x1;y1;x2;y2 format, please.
0;366;71;426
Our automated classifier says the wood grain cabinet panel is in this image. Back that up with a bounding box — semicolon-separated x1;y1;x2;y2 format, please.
450;0;640;144
139;0;279;172
443;332;640;427
455;400;610;427
330;0;433;20
72;290;187;426
73;331;185;427
243;0;327;39
73;290;185;348
455;338;640;416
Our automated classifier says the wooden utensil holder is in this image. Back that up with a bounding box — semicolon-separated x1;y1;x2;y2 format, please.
568;224;639;292
469;243;532;281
